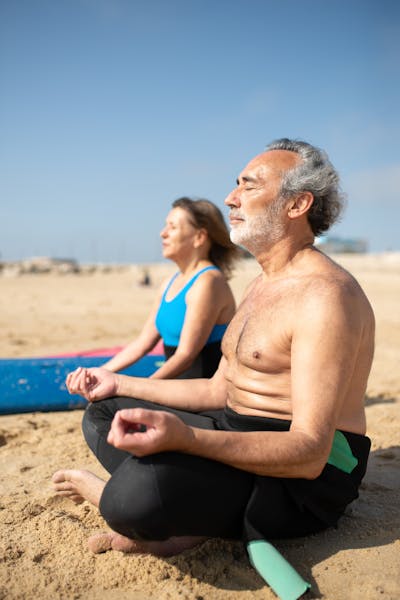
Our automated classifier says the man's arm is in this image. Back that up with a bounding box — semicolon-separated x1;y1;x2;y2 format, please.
117;358;228;411
108;408;326;479
66;357;229;412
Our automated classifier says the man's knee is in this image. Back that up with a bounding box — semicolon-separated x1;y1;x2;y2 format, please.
99;452;254;541
99;457;170;540
82;398;127;440
81;406;97;453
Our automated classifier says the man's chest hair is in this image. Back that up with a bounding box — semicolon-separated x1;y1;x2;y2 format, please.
223;285;295;366
237;277;299;324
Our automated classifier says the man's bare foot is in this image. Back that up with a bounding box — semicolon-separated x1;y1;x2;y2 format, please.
88;532;207;556
52;469;106;507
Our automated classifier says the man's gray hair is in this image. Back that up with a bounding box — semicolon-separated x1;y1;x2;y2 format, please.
266;138;345;236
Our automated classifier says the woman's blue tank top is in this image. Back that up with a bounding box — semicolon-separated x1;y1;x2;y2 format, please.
155;266;228;347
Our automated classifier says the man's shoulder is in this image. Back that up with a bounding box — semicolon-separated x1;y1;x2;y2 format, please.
298;254;374;324
306;257;353;286
305;253;364;296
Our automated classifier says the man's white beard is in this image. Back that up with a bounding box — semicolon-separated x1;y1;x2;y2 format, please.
230;208;285;255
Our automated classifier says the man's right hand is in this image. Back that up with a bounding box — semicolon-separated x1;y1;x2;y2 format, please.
107;407;195;457
66;367;119;402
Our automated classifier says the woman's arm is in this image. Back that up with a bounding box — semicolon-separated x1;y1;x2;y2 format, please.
102;284;165;372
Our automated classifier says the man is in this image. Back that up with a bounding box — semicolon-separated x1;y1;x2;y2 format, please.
53;139;374;563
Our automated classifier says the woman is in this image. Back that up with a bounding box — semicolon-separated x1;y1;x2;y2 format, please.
102;197;239;378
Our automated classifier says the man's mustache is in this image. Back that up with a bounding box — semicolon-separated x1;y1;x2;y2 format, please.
229;211;245;220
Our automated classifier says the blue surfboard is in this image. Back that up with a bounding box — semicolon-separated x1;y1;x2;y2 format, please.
0;355;164;415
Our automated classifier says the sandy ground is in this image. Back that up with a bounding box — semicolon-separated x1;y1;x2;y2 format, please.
0;255;399;600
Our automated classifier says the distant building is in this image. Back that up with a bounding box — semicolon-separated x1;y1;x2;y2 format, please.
315;236;368;254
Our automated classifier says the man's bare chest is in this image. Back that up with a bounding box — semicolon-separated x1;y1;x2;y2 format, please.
222;286;295;370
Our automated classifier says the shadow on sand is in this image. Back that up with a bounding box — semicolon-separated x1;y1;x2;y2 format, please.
365;394;397;407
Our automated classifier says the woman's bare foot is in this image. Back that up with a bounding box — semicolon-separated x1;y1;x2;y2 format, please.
52;469;106;507
88;532;207;556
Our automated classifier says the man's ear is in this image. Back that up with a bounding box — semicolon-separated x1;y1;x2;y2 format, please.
287;192;314;219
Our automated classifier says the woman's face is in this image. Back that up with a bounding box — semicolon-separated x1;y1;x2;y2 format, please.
160;207;199;261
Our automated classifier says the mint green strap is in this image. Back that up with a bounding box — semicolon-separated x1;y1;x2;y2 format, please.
247;540;311;600
246;431;358;598
327;430;358;473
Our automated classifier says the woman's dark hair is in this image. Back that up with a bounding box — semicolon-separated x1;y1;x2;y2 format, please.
172;197;240;278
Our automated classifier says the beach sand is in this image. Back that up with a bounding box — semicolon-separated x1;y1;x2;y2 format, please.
0;255;399;599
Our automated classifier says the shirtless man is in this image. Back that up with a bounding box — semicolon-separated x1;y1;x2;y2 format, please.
53;138;374;558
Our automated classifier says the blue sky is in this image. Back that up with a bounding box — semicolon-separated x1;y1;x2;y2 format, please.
1;0;399;262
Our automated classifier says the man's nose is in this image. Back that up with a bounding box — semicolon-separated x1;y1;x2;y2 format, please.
224;189;240;207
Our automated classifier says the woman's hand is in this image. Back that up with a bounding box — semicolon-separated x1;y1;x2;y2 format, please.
66;367;119;402
107;408;194;456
